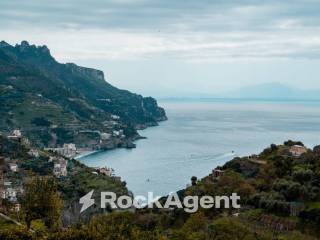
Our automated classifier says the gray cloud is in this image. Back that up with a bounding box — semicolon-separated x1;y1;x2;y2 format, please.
2;0;320;96
1;0;320;31
1;0;320;61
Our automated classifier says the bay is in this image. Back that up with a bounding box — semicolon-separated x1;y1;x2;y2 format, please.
79;99;320;198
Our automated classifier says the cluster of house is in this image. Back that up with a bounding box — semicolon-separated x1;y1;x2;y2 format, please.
94;167;114;177
45;143;77;158
100;132;112;140
100;114;121;132
23;137;69;178
7;129;30;146
1;181;24;204
51;157;68;178
0;156;23;212
91;166;121;181
112;129;125;138
102;119;118;129
96;129;125;140
1;129;31;212
0;133;70;214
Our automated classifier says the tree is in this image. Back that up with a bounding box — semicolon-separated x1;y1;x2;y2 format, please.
273;156;293;177
293;169;314;184
87;212;164;240
191;176;197;186
22;176;63;230
216;171;254;198
273;179;307;201
279;231;318;240
284;140;304;147
210;217;255;240
183;212;207;232
31;117;52;127
171;212;207;240
270;144;278;151
0;227;33;240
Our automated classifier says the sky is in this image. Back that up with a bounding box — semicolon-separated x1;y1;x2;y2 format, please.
1;0;320;97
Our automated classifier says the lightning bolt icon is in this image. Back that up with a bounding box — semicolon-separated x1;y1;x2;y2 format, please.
80;190;95;213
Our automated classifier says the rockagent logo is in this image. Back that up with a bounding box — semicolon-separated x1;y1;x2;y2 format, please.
80;191;241;213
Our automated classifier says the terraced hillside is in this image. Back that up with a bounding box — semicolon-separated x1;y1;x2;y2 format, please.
0;41;167;147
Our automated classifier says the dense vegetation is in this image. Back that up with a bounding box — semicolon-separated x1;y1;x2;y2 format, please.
0;40;166;147
0;135;128;227
1;139;320;239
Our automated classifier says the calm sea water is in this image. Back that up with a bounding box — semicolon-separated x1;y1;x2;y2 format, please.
80;99;320;198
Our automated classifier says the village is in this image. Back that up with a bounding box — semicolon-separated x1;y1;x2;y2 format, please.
1;129;309;215
0;129;123;214
0;127;319;238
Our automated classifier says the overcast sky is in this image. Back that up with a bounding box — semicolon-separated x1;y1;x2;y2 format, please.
1;0;320;97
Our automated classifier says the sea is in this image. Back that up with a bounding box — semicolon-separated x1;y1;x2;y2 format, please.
79;99;320;198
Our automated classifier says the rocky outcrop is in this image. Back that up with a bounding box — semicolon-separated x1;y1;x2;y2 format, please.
66;63;105;83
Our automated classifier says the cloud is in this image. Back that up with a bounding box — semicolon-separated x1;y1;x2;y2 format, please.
1;0;320;61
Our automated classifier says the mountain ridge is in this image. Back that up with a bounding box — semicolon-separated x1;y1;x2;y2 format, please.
0;40;167;148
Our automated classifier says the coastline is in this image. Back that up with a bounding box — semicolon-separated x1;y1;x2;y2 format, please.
74;150;100;160
75;120;164;160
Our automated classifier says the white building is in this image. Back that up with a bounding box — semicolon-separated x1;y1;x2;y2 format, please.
8;129;22;140
28;149;39;158
100;132;112;140
2;186;23;202
97;167;114;177
111;114;120;120
4;181;12;187
4;187;17;202
289;145;307;157
112;130;123;137
62;143;77;158
53;159;68;178
46;144;77;158
112;130;120;137
9;163;18;172
12;130;22;137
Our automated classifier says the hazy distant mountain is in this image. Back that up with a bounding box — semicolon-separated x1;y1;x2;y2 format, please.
159;83;320;100
224;83;320;100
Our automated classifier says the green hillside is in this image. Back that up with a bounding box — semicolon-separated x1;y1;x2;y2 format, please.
0;41;167;147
